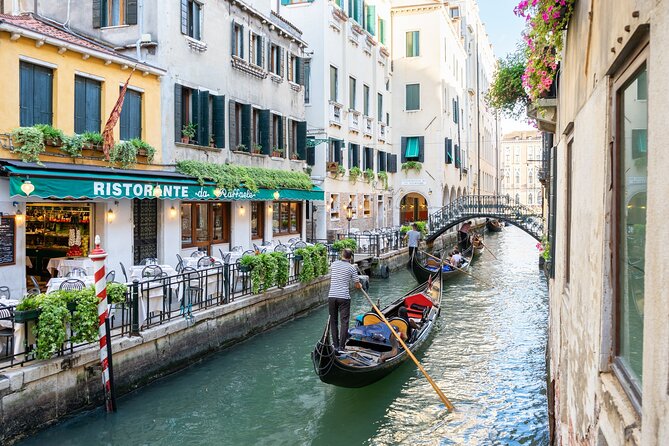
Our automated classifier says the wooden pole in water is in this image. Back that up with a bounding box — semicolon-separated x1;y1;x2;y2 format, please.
359;288;455;411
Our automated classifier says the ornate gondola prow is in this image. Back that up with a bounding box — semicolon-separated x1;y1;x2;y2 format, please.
312;317;336;377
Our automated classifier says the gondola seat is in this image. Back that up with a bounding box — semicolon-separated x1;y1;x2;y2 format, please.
362;312;382;326
403;293;434;319
388;317;408;338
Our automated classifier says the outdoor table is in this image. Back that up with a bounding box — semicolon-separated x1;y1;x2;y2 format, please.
128;264;177;279
0;299;27;356
46;257;94;278
45;276;96;294
181;256;224;269
125;266;178;327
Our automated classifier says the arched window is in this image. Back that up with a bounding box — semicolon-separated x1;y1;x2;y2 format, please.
528;167;534;184
515;193;520;203
528;192;533;205
515;168;520;184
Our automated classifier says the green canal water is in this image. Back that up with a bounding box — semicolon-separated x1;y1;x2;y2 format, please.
20;227;549;445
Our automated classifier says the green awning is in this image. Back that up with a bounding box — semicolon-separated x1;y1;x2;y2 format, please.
2;162;324;202
405;137;420;158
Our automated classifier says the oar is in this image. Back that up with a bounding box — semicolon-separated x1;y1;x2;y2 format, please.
477;239;498;260
420;250;495;289
359;288;455;411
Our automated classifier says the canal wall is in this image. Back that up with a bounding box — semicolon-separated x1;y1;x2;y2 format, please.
0;276;330;445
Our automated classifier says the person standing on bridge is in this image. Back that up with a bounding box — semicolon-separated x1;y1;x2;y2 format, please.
405;223;422;259
458;221;472;251
328;248;362;354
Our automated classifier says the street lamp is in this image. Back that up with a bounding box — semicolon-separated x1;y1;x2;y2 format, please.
345;202;354;235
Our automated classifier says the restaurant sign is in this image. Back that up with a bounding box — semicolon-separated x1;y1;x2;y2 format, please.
9;176;324;201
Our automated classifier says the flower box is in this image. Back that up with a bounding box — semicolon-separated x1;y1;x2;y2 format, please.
14;309;40;323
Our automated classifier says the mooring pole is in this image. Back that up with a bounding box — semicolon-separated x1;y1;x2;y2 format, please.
89;235;116;413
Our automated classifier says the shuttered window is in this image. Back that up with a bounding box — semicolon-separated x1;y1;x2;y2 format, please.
401;136;424;163
74;76;101;134
231;22;244;57
174;84;222;147
365;5;376;35
445;138;453;164
349;143;360;168
330;65;338;102
120;88;141;140
378;18;386;45
363;147;374;171
377;92;383;121
19;62;53;127
363;85;370;116
377;151;387;172
387;154;398;173
406;31;419;57
406;84;420;111
93;0;137;28
296;121;307;160
349;76;357;110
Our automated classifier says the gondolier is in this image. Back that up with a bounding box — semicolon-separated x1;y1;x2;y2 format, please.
458;221;472;251
328;249;362;354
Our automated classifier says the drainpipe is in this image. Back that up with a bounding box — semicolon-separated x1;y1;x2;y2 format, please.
64;0;71;28
135;0;144;62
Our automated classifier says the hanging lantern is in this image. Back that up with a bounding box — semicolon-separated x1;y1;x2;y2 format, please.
21;180;35;196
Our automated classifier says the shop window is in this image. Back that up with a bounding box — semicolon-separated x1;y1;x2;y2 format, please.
74;76;101;134
330;194;340;220
119;88;142;140
19;62;53;127
613;59;648;397
272;202;301;235
251;202;265;239
181;202;230;251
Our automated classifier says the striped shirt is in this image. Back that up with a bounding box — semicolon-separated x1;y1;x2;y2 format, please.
328;260;360;300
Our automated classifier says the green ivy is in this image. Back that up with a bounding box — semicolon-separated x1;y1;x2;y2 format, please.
364;168;375;183
131;138;156;162
69;289;99;343
272;252;290;288
61;134;84;157
81;131;104;146
349;166;362;182
377;171;388;189
295;248;314;283
332;238;357;252
10;127;45;163
401;161;422;173
109;141;138;168
486;50;529;119
260;253;278;292
400;221;427;236
314;244;330;276
35;124;65;145
296;244;329;283
34;294;69;360
240;252;289;293
107;282;128;304
176;160;314;193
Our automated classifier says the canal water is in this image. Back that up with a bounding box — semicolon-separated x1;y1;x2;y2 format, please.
20;227;549;445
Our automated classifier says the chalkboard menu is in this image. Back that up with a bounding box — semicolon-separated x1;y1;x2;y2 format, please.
0;216;16;266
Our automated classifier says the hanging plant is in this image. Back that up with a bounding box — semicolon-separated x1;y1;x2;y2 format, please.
10;127;45;163
487;50;530;119
61;134;84;158
35;124;65;146
349;166;362;183
364;168;375;183
109;141;138;168
270;252;290;288
377;171;388;189
401;161;422;173
81;131;104;149
130;138;156;162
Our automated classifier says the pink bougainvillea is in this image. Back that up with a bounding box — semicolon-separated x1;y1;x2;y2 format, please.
515;0;574;101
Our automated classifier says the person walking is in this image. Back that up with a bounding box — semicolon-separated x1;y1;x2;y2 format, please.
328;248;362;353
405;223;422;259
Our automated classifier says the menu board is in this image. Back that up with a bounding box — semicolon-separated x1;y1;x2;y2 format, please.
0;216;16;266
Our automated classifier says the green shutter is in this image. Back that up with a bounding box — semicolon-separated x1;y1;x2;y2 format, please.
377;92;382;122
92;0;102;28
212;95;225;148
191;90;201;144
281;0;290;4
241;103;252;149
198;90;210;146
296;57;305;85
405;137;419;159
414;31;419;56
406;84;419;111
379;19;385;45
74;76;86;134
126;0;138;25
296;121;307;160
229;100;237;148
366;5;376;35
278;116;285;150
174;83;183;142
260;109;271;155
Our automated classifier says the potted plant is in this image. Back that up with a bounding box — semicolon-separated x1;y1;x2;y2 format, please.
10;127;45;163
130;138;156;162
272;147;284;157
349;166;362;183
210;136;216;148
377;171;389;189
290;153;300;161
235;143;247;152
251;143;263;154
81;131;104;150
109;141;138;168
60;134;84;158
181;122;197;144
364;168;375;183
36;124;65;146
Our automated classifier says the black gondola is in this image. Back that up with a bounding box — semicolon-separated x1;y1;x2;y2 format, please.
409;248;472;285
311;276;442;388
486;219;503;232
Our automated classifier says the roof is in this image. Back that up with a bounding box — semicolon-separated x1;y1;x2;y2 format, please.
0;13;117;57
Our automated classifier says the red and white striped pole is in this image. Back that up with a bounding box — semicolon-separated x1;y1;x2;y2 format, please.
89;235;116;412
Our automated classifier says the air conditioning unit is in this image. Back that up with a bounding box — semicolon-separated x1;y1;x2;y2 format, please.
326;162;340;172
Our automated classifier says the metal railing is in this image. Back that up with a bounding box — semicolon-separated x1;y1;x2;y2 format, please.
334;229;407;258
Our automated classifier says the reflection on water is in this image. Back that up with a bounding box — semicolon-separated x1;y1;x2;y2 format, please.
20;227;548;446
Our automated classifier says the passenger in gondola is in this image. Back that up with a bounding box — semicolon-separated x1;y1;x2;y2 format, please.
451;248;463;268
398;306;420;338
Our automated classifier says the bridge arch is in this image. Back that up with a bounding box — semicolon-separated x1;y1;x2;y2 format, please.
425;195;544;243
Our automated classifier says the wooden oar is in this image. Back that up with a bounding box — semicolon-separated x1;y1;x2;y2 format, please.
477;239;498;260
359;288;455;411
420;250;496;289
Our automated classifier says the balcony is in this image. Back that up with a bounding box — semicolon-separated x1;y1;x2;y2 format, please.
329;101;343;126
363;117;373;137
348;110;361;132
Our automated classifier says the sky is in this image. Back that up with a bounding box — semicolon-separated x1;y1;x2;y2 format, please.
475;0;534;133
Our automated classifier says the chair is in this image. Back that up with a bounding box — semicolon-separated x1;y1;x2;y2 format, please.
197;256;215;268
140;258;159;265
67;267;88;278
0;286;10;300
291;241;307;250
288;237;300;244
219;252;231;264
273;244;289;253
141;265;163;279
28;276;40;295
241;249;255;257
105;270;116;283
181;267;203;317
253;243;261;253
59;279;85;291
191;250;205;258
231;246;243;253
119;262;129;282
0;304;14;359
261;240;272;246
176;253;184;273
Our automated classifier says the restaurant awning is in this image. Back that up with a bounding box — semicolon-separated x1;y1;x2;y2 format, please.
1;161;324;202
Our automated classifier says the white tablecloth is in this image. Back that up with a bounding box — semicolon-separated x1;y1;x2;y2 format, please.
182;256;224;269
0;299;25;356
46;276;95;294
46;257;94;278
128;265;177;280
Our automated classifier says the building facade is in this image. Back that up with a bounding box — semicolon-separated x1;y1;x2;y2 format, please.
500;130;542;212
0;9;164;297
544;0;669;444
35;0;319;265
279;0;395;240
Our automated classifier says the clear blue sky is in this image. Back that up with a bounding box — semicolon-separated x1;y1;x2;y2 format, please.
477;0;525;59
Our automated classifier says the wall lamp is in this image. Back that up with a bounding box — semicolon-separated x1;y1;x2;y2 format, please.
169;205;178;218
107;200;119;224
13;202;24;224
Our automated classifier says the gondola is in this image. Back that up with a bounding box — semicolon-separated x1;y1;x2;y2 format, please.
311;275;442;388
486;219;503;232
409;247;472;285
471;235;485;258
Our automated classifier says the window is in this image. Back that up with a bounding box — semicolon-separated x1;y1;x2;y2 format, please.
452;98;459;123
363;146;374;171
304;59;311;104
406;31;419;57
505;147;510;163
270;44;283;76
119;88;141;140
528;167;534;184
406;84;420;111
252;108;261;147
614;62;647;393
515;146;521;163
328;139;342;163
232;22;244;57
528;192;533;205
363;84;370;116
349;76;357;110
250;33;264;67
449;6;460;18
348;195;357;219
288;53;297;82
19;62;53;127
515;193;520;204
565;140;573;284
378;18;386;45
183;0;201;40
271;114;282;154
181;202;231;250
404;137;420;161
377;93;383;122
330;194;340;220
364;4;376;35
175;85;221;147
363;195;371;216
74;76;101;134
514;167;520;184
98;0;136;27
251;202;265;239
330;65;338;102
272;202;302;235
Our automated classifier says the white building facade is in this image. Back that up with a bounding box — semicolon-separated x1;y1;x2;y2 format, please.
500;131;543;212
279;0;395;240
